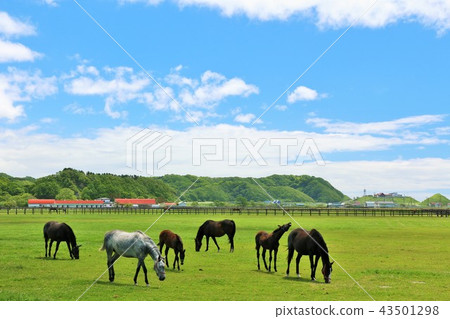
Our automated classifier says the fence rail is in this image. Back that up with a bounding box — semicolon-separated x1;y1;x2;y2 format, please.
1;206;449;217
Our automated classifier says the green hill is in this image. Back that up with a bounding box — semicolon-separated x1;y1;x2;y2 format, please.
421;193;450;206
349;195;420;207
159;174;346;203
0;169;348;206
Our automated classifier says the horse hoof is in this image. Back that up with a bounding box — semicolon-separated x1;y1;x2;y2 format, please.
134;283;138;286
146;284;149;287
297;274;301;278
311;278;316;281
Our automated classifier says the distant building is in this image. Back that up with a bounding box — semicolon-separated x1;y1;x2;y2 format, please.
365;201;376;208
376;201;397;208
115;198;156;207
28;199;104;208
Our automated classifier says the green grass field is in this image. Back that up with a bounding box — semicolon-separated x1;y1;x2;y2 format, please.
0;212;448;301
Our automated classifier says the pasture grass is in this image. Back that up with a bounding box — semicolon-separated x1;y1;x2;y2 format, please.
0;212;448;301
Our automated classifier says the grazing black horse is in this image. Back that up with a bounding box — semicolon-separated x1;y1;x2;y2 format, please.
158;230;186;270
286;228;334;283
255;222;291;272
195;219;236;252
43;221;81;259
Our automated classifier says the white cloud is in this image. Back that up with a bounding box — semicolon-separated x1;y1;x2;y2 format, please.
168;0;450;33
234;113;256;123
1;124;449;200
64;65;150;118
119;0;163;5
178;70;259;109
287;86;321;103
0;68;58;121
64;103;96;115
274;104;288;111
0;12;42;63
42;0;58;6
307;114;446;135
64;63;258;121
0;12;36;37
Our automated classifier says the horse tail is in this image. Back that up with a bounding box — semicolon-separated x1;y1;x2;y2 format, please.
287;229;297;251
228;220;236;243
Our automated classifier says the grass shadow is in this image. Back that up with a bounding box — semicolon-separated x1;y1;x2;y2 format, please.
282;276;324;284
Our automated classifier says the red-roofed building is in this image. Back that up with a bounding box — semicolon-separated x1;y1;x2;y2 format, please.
115;198;156;207
28;199;104;208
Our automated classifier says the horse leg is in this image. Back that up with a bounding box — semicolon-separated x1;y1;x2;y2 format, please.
309;255;315;280
268;250;273;272
107;252;119;282
45;237;49;257
48;239;54;258
174;250;179;270
205;236;210;251
165;246;170;267
53;241;61;259
66;241;73;259
262;248;268;271
211;237;220;252
274;248;278;272
295;254;302;277
286;248;294;276
229;234;234;252
141;260;149;286
134;260;142;285
256;245;261;270
312;255;320;281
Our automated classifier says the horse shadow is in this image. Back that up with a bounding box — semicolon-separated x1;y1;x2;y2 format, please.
34;256;74;261
282;276;325;284
95;281;160;289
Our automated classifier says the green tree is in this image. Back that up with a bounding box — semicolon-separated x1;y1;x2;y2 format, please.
236;196;248;207
56;188;77;200
33;180;60;199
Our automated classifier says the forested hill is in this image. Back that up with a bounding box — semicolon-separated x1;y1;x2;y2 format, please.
0;168;348;206
159;174;348;203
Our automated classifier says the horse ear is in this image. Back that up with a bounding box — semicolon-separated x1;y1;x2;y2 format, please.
331;261;334;266
183;249;186;253
77;245;82;248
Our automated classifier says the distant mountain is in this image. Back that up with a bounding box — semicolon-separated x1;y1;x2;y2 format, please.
159;174;348;203
421;193;450;206
1;169;348;206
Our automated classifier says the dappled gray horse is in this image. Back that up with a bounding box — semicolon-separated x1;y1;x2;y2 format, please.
101;230;166;286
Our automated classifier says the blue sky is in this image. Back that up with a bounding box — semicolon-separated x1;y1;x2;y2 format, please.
1;0;450;200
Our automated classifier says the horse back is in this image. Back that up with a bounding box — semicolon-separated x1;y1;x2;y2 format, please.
159;230;182;249
44;221;74;242
255;231;269;245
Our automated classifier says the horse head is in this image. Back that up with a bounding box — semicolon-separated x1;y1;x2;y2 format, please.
154;255;166;281
180;249;186;265
321;261;334;283
194;238;202;252
72;244;82;259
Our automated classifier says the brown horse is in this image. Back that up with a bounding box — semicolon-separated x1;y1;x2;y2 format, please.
195;219;236;252
43;221;81;259
158;230;185;270
286;228;334;283
255;222;291;272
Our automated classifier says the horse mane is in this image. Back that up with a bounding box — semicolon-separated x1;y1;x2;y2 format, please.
63;223;77;245
310;229;330;262
272;225;283;234
196;221;208;239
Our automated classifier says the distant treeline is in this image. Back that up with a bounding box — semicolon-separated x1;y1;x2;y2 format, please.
0;168;349;207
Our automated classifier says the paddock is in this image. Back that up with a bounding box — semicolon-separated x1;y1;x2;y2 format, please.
0;213;448;301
